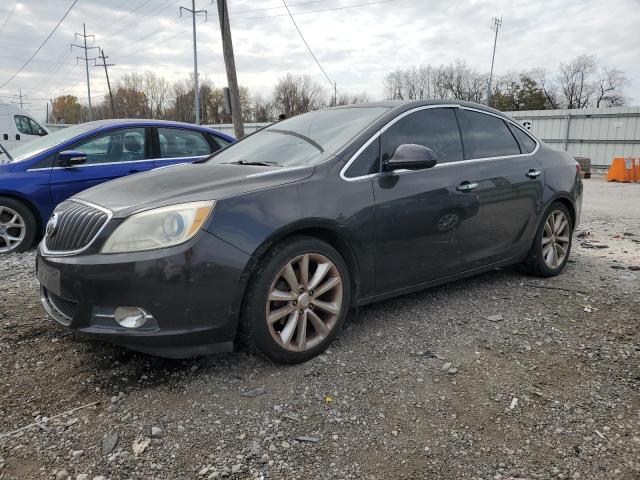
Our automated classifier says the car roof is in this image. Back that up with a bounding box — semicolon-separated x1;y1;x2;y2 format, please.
328;99;509;117
74;119;235;140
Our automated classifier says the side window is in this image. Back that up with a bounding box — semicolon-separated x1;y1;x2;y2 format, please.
158;128;212;158
458;110;521;159
211;134;231;149
71;128;147;165
14;115;33;135
381;108;463;164
344;138;379;178
27;117;46;136
506;122;537;153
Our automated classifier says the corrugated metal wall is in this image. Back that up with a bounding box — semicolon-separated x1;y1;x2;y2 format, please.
505;107;640;166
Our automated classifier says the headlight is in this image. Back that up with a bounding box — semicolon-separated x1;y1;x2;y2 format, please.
101;201;215;253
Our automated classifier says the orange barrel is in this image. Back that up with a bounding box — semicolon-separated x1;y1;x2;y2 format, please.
607;157;633;182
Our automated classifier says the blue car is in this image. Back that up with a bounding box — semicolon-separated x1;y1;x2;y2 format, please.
0;119;234;253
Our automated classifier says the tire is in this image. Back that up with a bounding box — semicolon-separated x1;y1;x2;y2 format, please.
519;202;573;277
241;236;351;364
0;197;37;254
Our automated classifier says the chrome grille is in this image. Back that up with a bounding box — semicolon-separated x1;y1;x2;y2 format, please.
44;200;110;253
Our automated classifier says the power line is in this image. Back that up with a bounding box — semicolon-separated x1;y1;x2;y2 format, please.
236;0;397;20
0;0;19;35
282;0;335;95
100;0;180;41
0;0;78;89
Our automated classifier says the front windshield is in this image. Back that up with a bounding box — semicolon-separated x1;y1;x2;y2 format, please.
0;122;102;163
205;106;389;168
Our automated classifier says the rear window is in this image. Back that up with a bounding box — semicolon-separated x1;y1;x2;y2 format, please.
507;122;537;153
458;110;521;159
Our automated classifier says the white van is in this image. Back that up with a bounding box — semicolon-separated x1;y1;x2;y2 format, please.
0;102;49;150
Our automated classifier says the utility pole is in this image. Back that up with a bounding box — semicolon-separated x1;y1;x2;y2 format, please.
95;49;116;118
216;0;245;138
12;89;26;108
180;1;207;125
49;99;56;123
487;16;502;107
334;81;337;106
72;24;99;121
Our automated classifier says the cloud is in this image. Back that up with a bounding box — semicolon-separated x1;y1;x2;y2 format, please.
0;0;638;121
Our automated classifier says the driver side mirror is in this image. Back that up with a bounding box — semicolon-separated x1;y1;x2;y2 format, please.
383;144;438;172
37;128;47;136
58;150;87;167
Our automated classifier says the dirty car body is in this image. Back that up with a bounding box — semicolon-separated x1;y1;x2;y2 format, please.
36;101;583;360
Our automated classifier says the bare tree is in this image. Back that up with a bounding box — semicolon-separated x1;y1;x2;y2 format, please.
558;55;596;109
595;67;628;107
272;73;326;117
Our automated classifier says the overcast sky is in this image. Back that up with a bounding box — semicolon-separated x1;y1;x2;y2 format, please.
1;0;639;121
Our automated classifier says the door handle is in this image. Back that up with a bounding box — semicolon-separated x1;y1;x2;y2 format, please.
15;134;20;140
456;182;478;192
526;169;542;179
127;169;140;175
2;134;7;141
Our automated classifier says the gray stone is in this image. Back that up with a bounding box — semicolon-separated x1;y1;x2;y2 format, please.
55;470;68;480
487;314;503;322
101;432;119;456
151;426;163;437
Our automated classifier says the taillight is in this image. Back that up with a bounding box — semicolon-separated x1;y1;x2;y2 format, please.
575;163;581;174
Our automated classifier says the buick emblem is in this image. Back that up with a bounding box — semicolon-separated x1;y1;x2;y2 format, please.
46;213;59;238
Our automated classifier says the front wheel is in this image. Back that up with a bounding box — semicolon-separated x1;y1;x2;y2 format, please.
520;202;573;277
241;236;351;364
0;197;37;254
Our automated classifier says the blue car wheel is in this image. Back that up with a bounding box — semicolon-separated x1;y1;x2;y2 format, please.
0;197;36;253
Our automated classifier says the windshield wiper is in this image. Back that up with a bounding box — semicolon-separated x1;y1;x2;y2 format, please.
221;160;281;167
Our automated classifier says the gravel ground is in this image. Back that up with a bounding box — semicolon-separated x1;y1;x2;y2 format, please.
1;178;639;480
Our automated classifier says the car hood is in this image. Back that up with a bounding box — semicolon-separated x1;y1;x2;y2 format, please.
74;162;315;218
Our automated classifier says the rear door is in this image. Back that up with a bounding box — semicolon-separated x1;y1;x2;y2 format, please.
447;108;543;271
153;127;219;168
49;127;155;205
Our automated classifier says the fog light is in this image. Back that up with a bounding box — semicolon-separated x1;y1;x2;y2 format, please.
114;307;149;329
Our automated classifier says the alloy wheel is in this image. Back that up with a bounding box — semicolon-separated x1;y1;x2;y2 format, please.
266;253;343;352
0;206;26;253
541;209;570;269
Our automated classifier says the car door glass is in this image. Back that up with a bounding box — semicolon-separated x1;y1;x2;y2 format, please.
158;128;212;158
27;117;46;136
381;108;463;163
71;128;147;165
458;110;521;159
506;122;537;153
344;138;379;178
14;115;33;135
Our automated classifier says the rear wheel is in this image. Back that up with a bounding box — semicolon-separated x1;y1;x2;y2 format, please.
0;197;36;254
241;237;351;363
520;202;573;277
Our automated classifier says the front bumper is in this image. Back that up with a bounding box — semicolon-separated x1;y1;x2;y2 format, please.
36;231;250;358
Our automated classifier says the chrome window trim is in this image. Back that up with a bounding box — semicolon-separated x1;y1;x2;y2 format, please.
41;199;113;257
340;104;540;182
27;155;207;171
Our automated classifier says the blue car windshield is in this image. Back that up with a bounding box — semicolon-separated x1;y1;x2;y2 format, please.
205;106;389;168
0;122;101;164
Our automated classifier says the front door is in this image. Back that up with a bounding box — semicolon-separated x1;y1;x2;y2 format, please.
373;107;475;294
49;127;154;206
